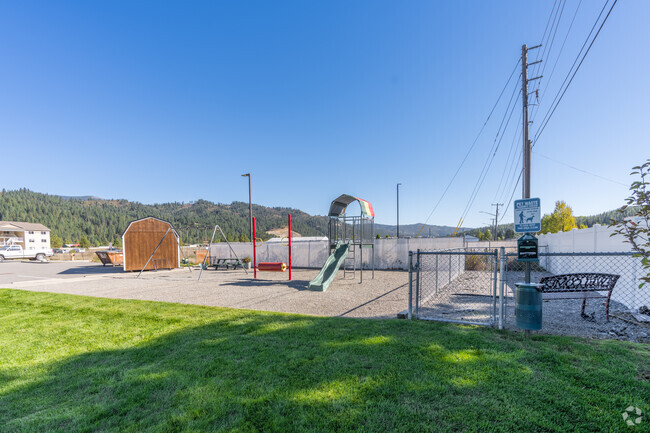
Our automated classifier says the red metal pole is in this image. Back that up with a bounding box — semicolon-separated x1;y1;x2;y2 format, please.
288;213;292;281
253;217;257;279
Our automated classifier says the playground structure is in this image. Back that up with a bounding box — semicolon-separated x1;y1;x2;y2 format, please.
252;214;292;280
309;194;375;291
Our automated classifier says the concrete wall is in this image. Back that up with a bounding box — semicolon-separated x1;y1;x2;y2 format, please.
209;237;465;270
538;224;649;311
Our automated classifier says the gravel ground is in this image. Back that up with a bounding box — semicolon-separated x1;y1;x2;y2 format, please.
416;269;650;343
5;264;409;319
4;262;649;342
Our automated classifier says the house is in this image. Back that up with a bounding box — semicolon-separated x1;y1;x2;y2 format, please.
0;221;51;250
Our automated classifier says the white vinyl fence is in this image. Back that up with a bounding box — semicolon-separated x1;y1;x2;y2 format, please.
208;237;465;270
538;224;649;311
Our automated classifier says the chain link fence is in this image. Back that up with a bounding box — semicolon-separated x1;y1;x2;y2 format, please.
408;248;649;340
409;248;498;325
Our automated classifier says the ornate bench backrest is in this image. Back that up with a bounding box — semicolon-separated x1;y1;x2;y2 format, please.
539;273;620;293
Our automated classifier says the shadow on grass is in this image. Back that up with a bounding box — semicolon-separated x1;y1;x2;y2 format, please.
0;295;646;432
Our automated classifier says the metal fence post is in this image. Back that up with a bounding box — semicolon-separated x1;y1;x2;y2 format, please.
492;250;498;325
415;249;421;318
435;255;439;295
448;254;452;285
408;251;413;320
499;247;505;330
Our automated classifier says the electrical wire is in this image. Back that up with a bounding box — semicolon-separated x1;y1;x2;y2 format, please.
498;167;523;225
529;0;567;122
493;112;523;203
415;59;521;237
457;86;522;228
530;0;583;124
533;151;628;186
534;0;618;144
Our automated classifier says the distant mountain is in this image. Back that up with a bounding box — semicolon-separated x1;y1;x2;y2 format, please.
2;189;634;245
458;206;639;239
374;223;471;238
0;189;328;245
56;195;103;201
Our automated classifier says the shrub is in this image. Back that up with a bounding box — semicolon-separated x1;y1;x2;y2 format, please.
465;255;488;271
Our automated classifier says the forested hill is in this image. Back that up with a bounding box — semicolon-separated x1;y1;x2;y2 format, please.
0;189;329;245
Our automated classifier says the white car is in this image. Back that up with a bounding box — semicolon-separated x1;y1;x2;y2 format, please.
0;245;54;262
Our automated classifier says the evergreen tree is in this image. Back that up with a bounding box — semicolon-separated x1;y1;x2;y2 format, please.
50;234;63;248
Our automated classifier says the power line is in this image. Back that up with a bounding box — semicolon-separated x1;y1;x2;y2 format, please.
530;0;583;125
498;168;523;225
493;113;523;203
533;0;606;127
529;0;568;122
457;86;522;228
534;0;618;144
415;59;521;237
533;151;628;186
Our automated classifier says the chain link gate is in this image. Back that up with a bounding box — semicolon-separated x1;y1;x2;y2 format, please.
408;249;500;326
407;248;647;339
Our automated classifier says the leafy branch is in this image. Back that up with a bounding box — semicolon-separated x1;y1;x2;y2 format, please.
610;159;650;288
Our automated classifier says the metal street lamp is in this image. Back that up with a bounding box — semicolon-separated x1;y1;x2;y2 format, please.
480;210;497;240
241;173;252;250
397;183;402;239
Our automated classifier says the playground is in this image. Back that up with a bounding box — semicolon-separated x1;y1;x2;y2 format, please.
3;262;408;319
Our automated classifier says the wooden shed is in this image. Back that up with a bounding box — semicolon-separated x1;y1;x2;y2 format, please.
122;217;180;272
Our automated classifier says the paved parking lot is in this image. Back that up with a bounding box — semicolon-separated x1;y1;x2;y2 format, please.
1;261;409;319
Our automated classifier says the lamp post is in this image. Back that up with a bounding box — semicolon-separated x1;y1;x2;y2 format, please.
241;173;252;255
479;211;497;241
396;183;402;239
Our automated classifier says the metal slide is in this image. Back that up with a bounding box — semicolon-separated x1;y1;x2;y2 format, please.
308;242;350;291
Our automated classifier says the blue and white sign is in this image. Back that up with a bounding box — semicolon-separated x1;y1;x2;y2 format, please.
514;198;541;233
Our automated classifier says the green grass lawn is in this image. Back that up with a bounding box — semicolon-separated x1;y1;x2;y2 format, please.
0;289;648;432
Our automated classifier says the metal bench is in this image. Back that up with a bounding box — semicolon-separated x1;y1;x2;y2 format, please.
538;273;620;321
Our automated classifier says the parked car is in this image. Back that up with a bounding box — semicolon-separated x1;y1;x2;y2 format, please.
0;245;54;262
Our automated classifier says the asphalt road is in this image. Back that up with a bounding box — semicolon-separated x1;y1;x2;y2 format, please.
0;261;123;285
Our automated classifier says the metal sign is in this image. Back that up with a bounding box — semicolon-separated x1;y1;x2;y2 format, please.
517;233;539;262
514;198;541;233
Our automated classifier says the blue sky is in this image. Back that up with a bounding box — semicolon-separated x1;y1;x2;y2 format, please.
1;1;647;227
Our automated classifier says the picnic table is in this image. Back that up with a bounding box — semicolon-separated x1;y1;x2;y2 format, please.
212;258;244;270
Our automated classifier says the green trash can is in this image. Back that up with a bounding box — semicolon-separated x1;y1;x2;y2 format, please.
515;283;543;330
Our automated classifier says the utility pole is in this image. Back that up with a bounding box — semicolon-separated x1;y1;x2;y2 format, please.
522;44;542;283
491;203;502;240
396;183;402;238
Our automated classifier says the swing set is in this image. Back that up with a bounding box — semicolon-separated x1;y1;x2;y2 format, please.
137;224;248;280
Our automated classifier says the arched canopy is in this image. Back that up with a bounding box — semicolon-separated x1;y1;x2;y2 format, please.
328;194;374;218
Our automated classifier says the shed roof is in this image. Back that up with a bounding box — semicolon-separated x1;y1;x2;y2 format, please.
123;217;179;238
328;194;374;218
0;221;50;231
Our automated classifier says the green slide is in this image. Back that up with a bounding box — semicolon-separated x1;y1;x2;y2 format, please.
308;242;350;291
